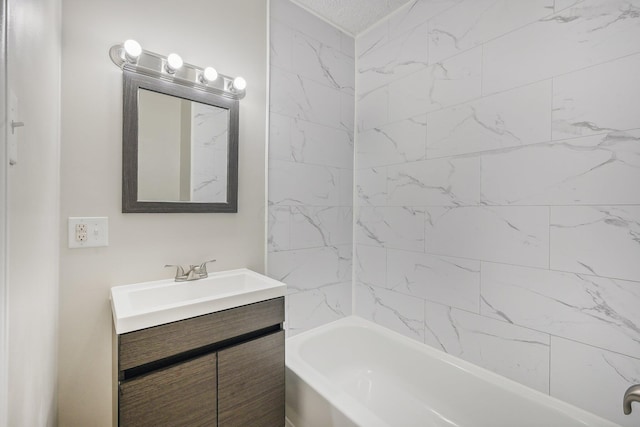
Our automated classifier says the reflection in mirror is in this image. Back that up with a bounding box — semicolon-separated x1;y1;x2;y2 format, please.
122;70;239;213
137;89;229;203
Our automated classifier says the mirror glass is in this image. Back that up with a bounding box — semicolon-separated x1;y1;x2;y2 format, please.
137;89;229;203
122;71;239;213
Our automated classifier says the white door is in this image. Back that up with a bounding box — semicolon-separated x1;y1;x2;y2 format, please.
0;0;8;425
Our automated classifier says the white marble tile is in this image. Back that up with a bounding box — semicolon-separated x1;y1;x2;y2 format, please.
358;115;427;168
387;156;480;207
388;0;462;40
387;249;480;312
552;53;640;140
483;0;640;94
481;262;640;358
340;92;355;134
271;0;342;50
268;245;352;293
355;283;425;342
357;86;389;131
292;31;355;93
290;206;352;249
270;20;293;71
268;206;291;252
287;282;352;336
339;168;354;207
386;68;432;123
269;112;293;162
386;47;482;122
358;23;429;94
427;46;483;111
554;0;584;12
550;206;640;282
550;337;640;427
424;301;551;393
270;68;342;128
357;207;425;251
481;130;640;205
425;206;550;268
426;81;552;158
268;160;340;206
354;244;387;288
428;0;554;64
357;19;389;59
356;167;387;206
190;104;228;203
340;32;355;58
283;118;353;168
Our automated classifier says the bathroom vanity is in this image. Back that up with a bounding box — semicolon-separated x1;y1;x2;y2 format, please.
110;269;286;427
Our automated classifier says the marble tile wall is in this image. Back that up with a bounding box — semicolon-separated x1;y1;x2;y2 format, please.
354;0;640;425
268;0;354;336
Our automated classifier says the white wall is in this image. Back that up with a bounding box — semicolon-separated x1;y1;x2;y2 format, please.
6;0;61;425
354;0;640;425
267;0;355;335
58;1;267;425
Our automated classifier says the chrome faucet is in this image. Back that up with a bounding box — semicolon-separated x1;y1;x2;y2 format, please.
165;259;216;282
623;384;640;415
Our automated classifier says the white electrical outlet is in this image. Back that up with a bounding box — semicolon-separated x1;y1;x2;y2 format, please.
68;217;108;248
75;223;88;242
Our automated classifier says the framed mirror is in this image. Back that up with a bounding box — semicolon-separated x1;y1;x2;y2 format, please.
122;70;239;213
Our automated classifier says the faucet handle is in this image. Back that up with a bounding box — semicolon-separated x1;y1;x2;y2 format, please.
197;259;216;277
623;384;640;415
165;264;186;280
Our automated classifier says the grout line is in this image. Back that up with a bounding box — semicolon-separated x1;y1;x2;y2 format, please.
270;109;355;135
548;207;552;270
431;3;559;70
348;202;640;208
478;261;483;315
550;77;554;141
418;294;640;363
548;336;552;395
359;47;640;133
480;43;484;96
354;123;640;168
347;245;640;284
285;0;357;37
351;32;359;317
481;48;640;97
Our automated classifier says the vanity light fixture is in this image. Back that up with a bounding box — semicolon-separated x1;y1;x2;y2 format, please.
232;76;247;91
109;41;246;100
201;67;218;84
123;39;142;63
165;53;183;74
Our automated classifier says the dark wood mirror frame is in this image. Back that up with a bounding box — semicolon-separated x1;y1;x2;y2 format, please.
122;70;239;213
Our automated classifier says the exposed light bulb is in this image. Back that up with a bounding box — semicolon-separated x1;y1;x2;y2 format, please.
123;39;142;62
165;53;183;74
232;76;247;91
201;67;218;83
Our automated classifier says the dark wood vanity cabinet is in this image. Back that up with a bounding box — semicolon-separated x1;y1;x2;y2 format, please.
119;352;218;426
116;298;285;427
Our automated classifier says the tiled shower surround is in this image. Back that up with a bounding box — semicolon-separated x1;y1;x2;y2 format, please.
269;0;640;425
268;0;355;335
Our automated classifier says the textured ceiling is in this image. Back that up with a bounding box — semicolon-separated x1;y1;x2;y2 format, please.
292;0;412;35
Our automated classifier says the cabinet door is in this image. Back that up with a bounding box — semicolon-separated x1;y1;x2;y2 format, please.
119;352;216;427
218;331;285;427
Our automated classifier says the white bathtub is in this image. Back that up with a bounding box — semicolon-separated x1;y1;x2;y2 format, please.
286;316;621;427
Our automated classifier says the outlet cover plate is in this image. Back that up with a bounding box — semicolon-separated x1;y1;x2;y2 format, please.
68;217;109;248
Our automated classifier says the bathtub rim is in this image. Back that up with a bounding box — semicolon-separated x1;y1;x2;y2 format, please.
286;315;621;427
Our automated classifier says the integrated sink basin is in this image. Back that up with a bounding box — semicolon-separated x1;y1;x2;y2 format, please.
110;268;286;334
